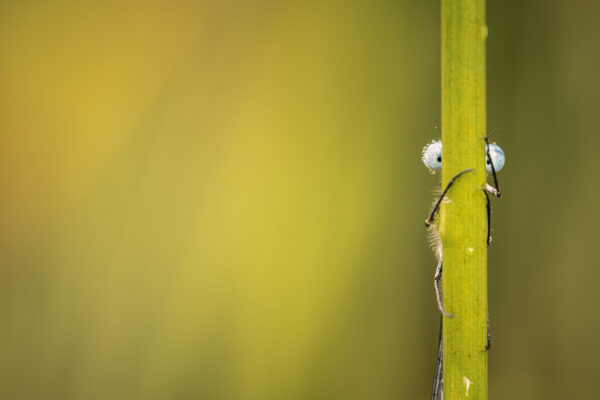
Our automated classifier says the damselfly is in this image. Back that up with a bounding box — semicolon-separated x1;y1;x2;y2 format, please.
422;135;505;400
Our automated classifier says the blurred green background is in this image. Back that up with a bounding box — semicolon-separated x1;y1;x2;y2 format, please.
1;1;599;399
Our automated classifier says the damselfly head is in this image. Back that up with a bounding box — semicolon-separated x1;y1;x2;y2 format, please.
421;140;506;173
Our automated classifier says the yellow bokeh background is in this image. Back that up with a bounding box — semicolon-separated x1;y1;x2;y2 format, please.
2;1;600;399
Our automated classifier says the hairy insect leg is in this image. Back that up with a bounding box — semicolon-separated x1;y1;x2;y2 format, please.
485;190;492;246
425;168;473;227
434;259;453;318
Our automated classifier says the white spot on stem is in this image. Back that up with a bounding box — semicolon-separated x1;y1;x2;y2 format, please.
463;376;472;397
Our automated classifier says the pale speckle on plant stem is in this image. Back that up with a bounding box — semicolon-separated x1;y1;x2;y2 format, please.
481;24;488;39
463;376;472;397
466;247;474;254
442;196;452;204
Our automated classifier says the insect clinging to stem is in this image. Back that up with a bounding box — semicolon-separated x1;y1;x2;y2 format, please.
422;130;505;400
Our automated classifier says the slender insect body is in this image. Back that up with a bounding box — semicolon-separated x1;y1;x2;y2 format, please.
422;136;505;400
426;192;451;319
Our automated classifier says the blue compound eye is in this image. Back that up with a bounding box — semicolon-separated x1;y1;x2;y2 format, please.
422;141;443;172
486;143;505;172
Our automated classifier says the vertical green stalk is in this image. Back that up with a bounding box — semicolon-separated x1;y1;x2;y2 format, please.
440;0;488;399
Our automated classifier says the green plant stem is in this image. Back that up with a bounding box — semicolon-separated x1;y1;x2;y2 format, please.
440;0;488;399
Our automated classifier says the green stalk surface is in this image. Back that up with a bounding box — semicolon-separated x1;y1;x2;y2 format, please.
440;0;488;399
